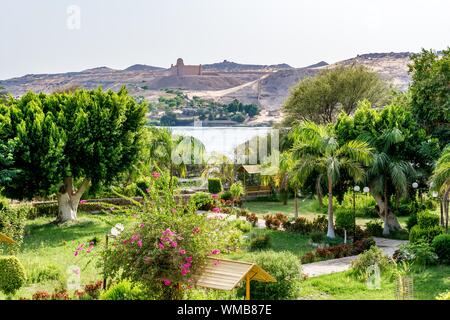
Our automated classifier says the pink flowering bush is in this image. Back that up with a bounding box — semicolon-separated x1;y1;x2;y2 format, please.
101;174;242;300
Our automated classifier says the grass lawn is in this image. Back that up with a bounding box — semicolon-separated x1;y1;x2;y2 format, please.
298;265;450;300
225;229;314;261
0;212;135;300
244;199;408;228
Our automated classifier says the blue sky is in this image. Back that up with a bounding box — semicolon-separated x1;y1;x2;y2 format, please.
0;0;449;79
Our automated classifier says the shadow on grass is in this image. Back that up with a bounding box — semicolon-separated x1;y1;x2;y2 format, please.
21;216;112;251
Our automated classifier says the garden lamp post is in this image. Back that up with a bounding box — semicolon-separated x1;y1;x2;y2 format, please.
353;185;361;241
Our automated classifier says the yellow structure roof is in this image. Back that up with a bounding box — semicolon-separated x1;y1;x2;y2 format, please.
194;258;276;291
239;165;278;176
0;232;16;245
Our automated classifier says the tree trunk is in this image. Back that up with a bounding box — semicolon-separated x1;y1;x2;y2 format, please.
444;187;450;232
383;178;390;236
294;190;299;219
327;174;335;238
316;175;323;208
372;192;402;233
56;178;90;223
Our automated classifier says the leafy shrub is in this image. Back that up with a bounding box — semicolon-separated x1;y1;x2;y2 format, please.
406;213;418;231
28;264;62;284
230;182;245;201
417;211;440;228
409;225;444;243
136;179;151;196
365;220;383;237
431;234;450;263
335;209;355;231
436;291;450;300
101;280;148;300
232;220;252;233
51;290;70;300
0;256;27;297
264;213;288;230
393;241;438;267
220;191;233;201
32;291;51;300
189;192;214;211
310;231;326;244
208;178;223;194
102;178;242;300
248;232;271;251
351;238;376;255
84;280;103;299
311;215;328;232
244;251;301;300
284;217;312;234
349;246;390;280
245;213;258;227
185;288;238;300
0;203;30;248
301;252;316;264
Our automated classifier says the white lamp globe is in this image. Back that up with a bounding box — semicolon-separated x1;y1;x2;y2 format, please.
354;186;360;192
412;182;419;189
363;187;370;193
432;191;439;198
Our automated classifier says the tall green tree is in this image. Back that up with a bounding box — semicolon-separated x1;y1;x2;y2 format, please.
291;121;373;238
283;65;390;125
409;48;450;146
335;101;440;234
430;145;450;231
0;87;147;222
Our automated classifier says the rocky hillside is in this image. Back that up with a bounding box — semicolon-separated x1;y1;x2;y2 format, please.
0;52;413;123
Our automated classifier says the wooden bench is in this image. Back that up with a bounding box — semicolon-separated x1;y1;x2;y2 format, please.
245;185;272;198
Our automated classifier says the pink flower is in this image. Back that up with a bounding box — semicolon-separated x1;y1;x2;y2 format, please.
74;251;79;257
185;256;193;263
139;223;145;228
79;200;87;204
137;240;143;248
211;194;219;199
181;269;189;276
192;227;200;234
158;243;165;249
210;249;220;255
152;171;161;179
123;239;129;245
162;278;171;286
170;241;178;248
183;263;191;269
179;249;186;255
162;228;175;237
130;234;140;243
212;207;220;213
146;188;150;193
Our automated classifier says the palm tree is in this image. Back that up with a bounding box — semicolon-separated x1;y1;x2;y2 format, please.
291;121;373;238
361;128;415;235
430;145;450;231
201;152;235;187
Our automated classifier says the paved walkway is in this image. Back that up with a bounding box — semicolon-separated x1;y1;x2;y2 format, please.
302;237;407;277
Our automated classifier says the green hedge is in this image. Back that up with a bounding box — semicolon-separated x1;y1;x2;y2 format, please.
432;234;450;263
0;256;26;297
208;178;223;194
0;204;30;246
242;251;301;300
409;225;444;243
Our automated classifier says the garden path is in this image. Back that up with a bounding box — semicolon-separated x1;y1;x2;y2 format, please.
302;238;407;277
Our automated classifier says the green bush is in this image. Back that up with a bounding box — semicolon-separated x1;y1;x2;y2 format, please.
220;191;233;201
208;178;223;194
417;211;440;228
28;265;62;284
409;225;444;243
335;209;355;231
189;192;214;211
311;215;328;232
349;246;390;281
365;220;383;237
0;203;29;248
248;232;271;251
0;256;27;297
185;288;239;300
431;234;450;263
136;179;151;196
406;212;418;232
244;251;301;300
100;280;148;300
232;220;252;233
284;217;312;234
310;231;325;244
393;241;438;267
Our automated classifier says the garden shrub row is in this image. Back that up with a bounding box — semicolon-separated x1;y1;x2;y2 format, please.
409;211;444;243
